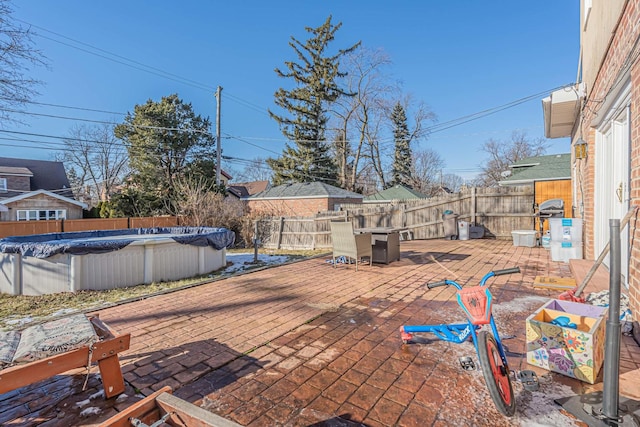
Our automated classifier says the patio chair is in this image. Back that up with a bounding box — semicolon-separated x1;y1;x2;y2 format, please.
329;221;372;271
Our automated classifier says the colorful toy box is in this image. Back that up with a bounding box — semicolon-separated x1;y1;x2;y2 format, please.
526;299;607;384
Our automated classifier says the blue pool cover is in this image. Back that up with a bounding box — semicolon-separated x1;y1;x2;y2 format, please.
0;227;235;258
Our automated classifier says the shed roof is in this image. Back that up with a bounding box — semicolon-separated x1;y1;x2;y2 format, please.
499;153;571;185
228;180;270;198
364;184;427;201
250;182;363;200
0;166;33;176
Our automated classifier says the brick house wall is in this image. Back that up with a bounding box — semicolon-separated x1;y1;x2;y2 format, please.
577;0;640;319
247;197;359;217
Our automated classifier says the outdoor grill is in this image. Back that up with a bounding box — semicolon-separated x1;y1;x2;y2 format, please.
535;198;565;243
538;198;565;219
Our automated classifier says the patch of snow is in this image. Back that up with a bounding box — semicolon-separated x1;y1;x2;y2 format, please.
115;393;129;403
79;407;102;417
222;252;290;274
49;308;79;317
5;316;33;328
89;390;104;400
75;398;91;408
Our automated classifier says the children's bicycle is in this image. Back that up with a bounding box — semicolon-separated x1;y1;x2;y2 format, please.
399;267;520;417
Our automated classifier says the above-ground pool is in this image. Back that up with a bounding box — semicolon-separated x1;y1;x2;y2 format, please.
0;227;235;296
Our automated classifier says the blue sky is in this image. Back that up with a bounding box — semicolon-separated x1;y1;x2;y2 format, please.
5;1;579;182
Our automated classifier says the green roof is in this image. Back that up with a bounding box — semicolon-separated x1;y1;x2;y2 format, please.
499;153;571;185
364;184;428;201
250;182;363;199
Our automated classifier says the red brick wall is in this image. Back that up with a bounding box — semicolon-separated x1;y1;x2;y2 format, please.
247;197;361;217
578;0;640;319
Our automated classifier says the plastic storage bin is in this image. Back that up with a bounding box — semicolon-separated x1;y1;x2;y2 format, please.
511;230;537;247
549;218;583;242
550;241;583;262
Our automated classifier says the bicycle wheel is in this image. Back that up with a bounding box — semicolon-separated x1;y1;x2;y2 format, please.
476;330;516;417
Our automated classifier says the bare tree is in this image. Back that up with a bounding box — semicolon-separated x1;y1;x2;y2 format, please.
229;157;272;183
331;47;396;190
0;0;47;123
441;173;464;193
409;148;445;195
58;123;129;206
478;130;549;187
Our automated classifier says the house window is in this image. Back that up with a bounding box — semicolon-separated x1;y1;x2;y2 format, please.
16;209;67;221
0;178;6;192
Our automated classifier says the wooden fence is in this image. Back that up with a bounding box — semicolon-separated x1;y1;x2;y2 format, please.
258;186;538;250
0;216;181;239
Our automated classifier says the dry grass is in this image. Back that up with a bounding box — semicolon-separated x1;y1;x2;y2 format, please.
0;249;328;331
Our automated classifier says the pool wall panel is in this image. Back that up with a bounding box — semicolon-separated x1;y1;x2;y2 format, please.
0;239;227;296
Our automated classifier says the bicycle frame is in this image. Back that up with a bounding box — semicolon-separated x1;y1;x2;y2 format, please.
400;271;512;371
400;267;520;417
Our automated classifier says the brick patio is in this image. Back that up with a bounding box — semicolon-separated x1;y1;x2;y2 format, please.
1;239;639;426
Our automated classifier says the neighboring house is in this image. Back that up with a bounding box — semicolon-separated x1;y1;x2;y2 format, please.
542;1;638;317
247;182;363;216
218;170;232;187
499;153;572;218
0;157;87;221
227;180;270;199
364;184;428;203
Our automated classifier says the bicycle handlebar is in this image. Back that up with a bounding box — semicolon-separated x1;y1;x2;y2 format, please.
426;280;448;289
426;267;520;290
492;267;520;276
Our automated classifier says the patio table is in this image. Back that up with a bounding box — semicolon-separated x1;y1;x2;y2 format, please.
355;227;401;264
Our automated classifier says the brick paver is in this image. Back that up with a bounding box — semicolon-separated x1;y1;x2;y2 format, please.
1;239;639;426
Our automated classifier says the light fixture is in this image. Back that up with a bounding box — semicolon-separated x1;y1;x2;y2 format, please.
575;139;588;159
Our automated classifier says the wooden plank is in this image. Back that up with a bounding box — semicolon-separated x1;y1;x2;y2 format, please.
156;392;243;427
91;333;131;362
533;276;577;290
0;347;90;394
98;386;172;427
97;355;125;398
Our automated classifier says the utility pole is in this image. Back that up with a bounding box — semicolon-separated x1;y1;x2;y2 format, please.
215;86;222;185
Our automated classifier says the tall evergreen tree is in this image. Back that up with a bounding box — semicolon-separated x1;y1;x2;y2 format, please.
390;102;412;188
268;16;360;186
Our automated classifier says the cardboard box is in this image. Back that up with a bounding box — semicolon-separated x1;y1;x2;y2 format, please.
526;299;607;384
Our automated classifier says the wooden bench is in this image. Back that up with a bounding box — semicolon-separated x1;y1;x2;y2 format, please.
0;315;130;399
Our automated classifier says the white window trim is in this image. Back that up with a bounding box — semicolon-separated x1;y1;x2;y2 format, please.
16;209;67;221
0;177;6;192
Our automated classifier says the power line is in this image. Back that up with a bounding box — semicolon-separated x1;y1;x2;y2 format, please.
0;97;126;116
19;19;273;116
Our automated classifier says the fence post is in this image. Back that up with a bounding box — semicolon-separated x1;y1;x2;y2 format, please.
471;187;477;226
401;204;407;229
276;217;284;250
